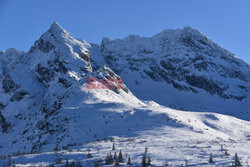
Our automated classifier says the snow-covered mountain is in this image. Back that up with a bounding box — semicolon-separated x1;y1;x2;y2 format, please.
0;22;142;155
96;27;250;120
0;23;250;166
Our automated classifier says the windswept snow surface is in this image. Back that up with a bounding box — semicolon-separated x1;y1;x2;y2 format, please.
1;102;250;166
0;23;249;166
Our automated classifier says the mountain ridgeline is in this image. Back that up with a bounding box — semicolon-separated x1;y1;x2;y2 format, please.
0;22;249;156
94;26;250;117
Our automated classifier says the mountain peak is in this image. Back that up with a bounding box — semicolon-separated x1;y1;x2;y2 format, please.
28;22;92;74
182;26;209;40
48;22;69;37
152;26;208;41
182;26;198;32
35;22;73;48
29;22;75;54
51;21;61;28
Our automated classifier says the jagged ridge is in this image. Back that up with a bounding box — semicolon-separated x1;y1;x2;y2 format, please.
97;26;250;117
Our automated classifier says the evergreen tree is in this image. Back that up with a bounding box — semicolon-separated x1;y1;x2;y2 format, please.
118;150;123;163
12;160;16;167
87;149;93;158
115;157;120;166
65;159;70;167
7;158;11;166
112;142;115;150
127;156;132;165
142;154;147;167
75;160;82;167
76;160;82;167
225;150;230;156
16;150;20;156
110;154;113;165
98;158;102;165
209;153;213;163
105;154;108;165
11;160;16;167
70;161;75;167
147;157;152;166
55;156;62;164
234;153;241;166
105;153;109;165
105;153;113;165
93;162;98;167
114;152;117;160
221;145;224;151
94;161;100;167
145;147;148;154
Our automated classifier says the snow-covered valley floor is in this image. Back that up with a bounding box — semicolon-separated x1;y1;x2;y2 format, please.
1;101;250;166
2;130;250;166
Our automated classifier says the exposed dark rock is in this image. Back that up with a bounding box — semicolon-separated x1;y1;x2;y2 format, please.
194;62;208;71
143;70;161;81
2;75;20;93
33;38;55;53
186;75;223;95
78;52;90;62
35;64;54;84
0;103;5;110
58;78;71;88
179;34;203;50
0;111;11;133
41;100;62;119
54;59;68;73
10;91;29;101
90;59;100;72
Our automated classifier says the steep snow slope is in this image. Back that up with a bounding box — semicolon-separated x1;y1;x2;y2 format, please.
0;23;141;155
97;27;250;120
0;23;249;166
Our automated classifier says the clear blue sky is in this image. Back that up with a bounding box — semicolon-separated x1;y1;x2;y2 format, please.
0;0;249;64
